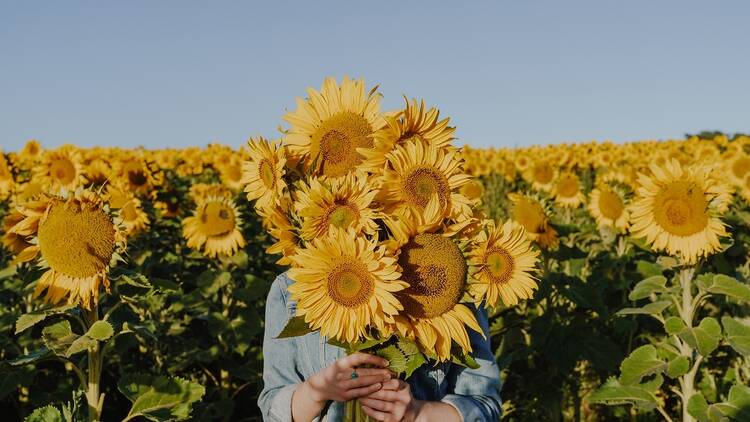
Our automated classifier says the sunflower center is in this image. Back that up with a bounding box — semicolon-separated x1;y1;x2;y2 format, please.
532;163;553;184
326;259;374;308
50;157;76;185
198;201;236;236
259;159;276;188
38;200;116;279
404;166;449;208
326;201;360;229
557;175;580;198
312;112;373;177
513;198;546;234
128;170;147;187
485;248;514;284
397;234;466;319
732;156;750;179
599;189;625;220
653;181;708;236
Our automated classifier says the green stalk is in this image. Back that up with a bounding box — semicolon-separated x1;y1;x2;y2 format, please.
84;307;104;422
677;267;697;422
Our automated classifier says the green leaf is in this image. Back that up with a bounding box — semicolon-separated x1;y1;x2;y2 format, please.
664;316;687;336
375;344;408;375
118;374;205;421
687;393;709;421
700;274;750;302
679;317;722;356
666;356;690;378
619;345;666;385
9;348;52;366
15;304;77;334
722;317;750;355
588;377;658;410
66;336;97;357
87;320;114;341
275;316;313;339
635;260;664;278
628;276;667;301
24;405;63;422
42;321;79;356
707;384;750;421
616;301;671;317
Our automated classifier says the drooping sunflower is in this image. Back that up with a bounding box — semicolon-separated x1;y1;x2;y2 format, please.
467;220;539;308
379;140;472;223
588;186;630;232
384;215;482;361
508;193;559;250
282;76;383;177
629;159;729;264
294;172;379;241
10;190;127;309
35;145;84;193
241;137;287;209
288;228;407;344
359;97;455;173
182;196;246;258
553;172;585;208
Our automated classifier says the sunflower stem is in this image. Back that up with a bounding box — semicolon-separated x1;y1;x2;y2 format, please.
677;266;697;422
84;307;103;422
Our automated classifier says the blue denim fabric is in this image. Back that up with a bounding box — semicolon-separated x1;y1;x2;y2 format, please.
258;272;502;422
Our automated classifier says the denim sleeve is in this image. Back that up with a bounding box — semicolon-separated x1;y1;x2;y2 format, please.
257;274;303;422
441;305;502;422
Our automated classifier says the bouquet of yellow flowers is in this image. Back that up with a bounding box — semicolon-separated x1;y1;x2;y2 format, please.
242;76;540;375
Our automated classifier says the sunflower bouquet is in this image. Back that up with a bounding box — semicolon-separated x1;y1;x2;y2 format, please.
241;77;541;377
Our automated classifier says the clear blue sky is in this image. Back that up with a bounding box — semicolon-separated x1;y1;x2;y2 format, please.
1;1;748;151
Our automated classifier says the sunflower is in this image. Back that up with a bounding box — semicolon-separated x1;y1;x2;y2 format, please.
217;156;245;191
287;228;407;344
468;220;539;308
525;159;556;192
114;154;158;198
107;186;149;237
588;186;629;232
359;97;455;173
282;76;383;177
728;153;750;186
384;215;482;361
508;193;559;250
629;159;729;264
15;139;43;169
0;152;13;200
459;179;485;204
189;183;232;203
379;140;472;223
257;203;299;265
241;137;287;208
10;190;126;309
182;196;246;258
35;145;84;193
2;207;32;255
294;172;379;241
553;172;585;208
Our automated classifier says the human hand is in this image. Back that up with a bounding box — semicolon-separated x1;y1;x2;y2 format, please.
359;378;422;422
298;352;392;405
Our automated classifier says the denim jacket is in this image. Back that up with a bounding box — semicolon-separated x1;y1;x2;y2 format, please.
258;272;502;422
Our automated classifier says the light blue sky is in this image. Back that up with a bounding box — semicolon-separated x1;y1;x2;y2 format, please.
1;1;748;151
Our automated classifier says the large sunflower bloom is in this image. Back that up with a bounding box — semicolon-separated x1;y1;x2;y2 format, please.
629;159;729;264
380;140;472;223
282;76;383;177
468;220;539;308
182;196;246;258
288;228;407;344
241;137;287;209
384;214;482;361
294;172;379;241
359;97;455;173
10;191;126;309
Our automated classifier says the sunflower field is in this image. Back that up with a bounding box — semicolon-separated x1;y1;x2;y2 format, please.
0;77;749;422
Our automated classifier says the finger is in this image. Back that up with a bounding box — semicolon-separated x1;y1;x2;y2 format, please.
343;382;382;401
379;378;402;391
367;388;400;401
335;368;392;381
339;352;389;369
359;397;395;412
340;373;391;390
361;404;390;422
